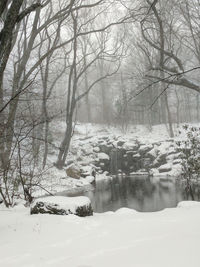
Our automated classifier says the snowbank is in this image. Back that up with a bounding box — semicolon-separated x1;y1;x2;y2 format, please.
0;202;200;267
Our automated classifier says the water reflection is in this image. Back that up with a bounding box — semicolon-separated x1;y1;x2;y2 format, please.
60;176;200;213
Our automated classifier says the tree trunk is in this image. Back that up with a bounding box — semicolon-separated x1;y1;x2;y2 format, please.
175;89;180;126
56;117;73;169
84;59;91;122
197;94;200;121
164;91;174;138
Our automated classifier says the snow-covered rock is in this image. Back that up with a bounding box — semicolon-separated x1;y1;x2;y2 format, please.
146;147;158;160
93;146;100;153
98;152;110;161
66;164;81;179
132;153;141;159
158;163;172;173
117;140;126;146
153;152;167;168
85;175;95;184
80;165;96;178
173;159;182;165
168;164;183;176
30;196;93;217
123;142;138;151
138;144;153;155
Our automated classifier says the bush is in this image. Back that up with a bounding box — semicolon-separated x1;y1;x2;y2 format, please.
176;124;200;199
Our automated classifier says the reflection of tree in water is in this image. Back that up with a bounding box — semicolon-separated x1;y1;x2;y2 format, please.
93;176;157;212
127;177;156;210
181;179;200;201
193;183;200;200
130;177;156;197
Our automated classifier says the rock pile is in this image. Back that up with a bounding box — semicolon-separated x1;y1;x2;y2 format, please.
70;135;183;177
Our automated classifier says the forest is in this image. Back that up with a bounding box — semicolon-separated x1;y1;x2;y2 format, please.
0;0;200;206
1;1;200;267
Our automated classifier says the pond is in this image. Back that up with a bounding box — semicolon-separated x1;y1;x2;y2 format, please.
59;175;200;213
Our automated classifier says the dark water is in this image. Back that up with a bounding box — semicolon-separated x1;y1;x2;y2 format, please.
60;176;200;213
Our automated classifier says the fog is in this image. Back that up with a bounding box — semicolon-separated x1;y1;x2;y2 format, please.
0;0;200;205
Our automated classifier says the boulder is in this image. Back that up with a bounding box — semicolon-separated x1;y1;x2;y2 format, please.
138;144;153;155
30;196;93;217
107;140;114;146
98;152;110;161
173;159;182;165
132;153;141;160
100;136;109;141
146;147;158;161
123;142;139;151
168;148;177;155
85;175;95;184
158;163;172;173
93;146;100;153
80;165;96;178
66;164;81;179
166;152;182;161
142;157;152;169
126;150;138;156
99;144;112;154
153;152;167;168
76;156;83;162
66;159;74;166
117;140;126;147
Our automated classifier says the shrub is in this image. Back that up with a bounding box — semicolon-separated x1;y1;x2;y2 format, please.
176;124;200;199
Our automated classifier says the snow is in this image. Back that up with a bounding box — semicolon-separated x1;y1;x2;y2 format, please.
177;201;200;208
98;152;110;160
123;142;138;150
28;122;200;199
158;163;172;172
93;146;100;153
85;175;95;183
0;202;200;267
95;172;112;181
31;196;91;214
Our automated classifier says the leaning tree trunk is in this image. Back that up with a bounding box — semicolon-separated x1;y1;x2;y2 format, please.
56;115;73;169
0;0;24;168
56;12;78;169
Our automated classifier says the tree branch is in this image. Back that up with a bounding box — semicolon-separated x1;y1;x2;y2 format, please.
16;3;43;23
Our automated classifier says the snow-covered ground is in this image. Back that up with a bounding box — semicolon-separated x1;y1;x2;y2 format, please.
70;122;191;143
0;201;200;267
52;121;176;147
1;123;200;267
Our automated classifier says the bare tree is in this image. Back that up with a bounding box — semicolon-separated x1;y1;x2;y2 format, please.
56;2;127;168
